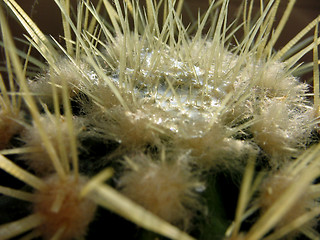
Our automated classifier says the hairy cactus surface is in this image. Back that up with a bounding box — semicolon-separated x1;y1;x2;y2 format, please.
0;0;319;239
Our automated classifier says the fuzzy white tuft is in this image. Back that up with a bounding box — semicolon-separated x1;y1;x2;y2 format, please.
33;174;97;240
117;153;203;230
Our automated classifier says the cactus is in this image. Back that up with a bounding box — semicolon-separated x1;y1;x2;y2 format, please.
0;0;319;239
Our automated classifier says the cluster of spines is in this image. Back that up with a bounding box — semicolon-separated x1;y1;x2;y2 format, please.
0;1;197;239
0;0;319;240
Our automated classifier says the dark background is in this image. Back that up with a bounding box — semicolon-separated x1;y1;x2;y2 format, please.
8;0;319;46
1;0;320;81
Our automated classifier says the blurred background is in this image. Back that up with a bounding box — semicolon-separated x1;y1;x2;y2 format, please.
1;0;320;81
